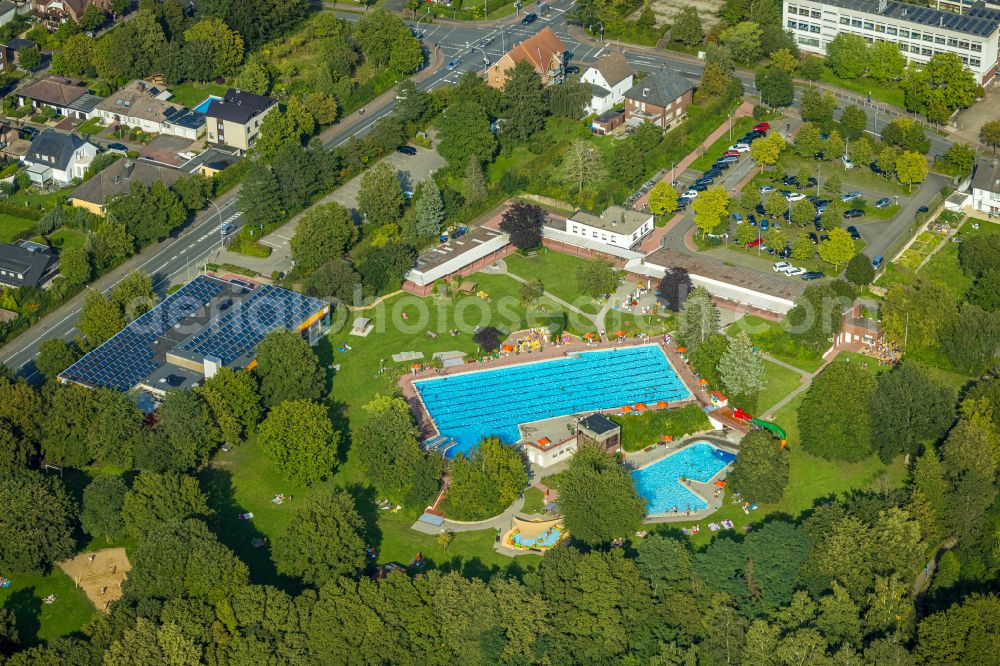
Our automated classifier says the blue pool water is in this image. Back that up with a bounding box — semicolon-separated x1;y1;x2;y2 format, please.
414;345;690;456
192;96;222;114
513;528;561;548
631;442;733;514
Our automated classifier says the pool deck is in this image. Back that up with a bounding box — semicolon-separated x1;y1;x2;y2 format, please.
399;337;700;443
625;433;742;524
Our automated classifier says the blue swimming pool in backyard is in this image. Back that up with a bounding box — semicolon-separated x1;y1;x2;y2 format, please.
631;442;733;514
192;96;222;114
414;345;691;457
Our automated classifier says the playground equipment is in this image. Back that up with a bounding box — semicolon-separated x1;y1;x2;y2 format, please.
732;409;787;447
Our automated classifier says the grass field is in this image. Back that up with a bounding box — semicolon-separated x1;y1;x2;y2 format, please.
610;404;711;452
504;250;603;314
817;69;906;108
0;212;36;242
169;81;228;109
689;117;757;172
0;567;94;647
726;315;825;373
522;487;545;514
48;228;88;251
758;359;806;415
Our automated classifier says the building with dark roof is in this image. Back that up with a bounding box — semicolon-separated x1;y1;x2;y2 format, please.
22;129;98;185
783;0;1000;84
70;158;185;215
0;2;17;28
59;274;332;393
0;241;58;289
15;75;100;119
204;88;277;153
581;51;635;115
972;156;1000;215
623;69;694;130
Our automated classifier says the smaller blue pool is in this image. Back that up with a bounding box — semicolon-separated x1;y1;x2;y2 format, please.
192;96;222;114
632;442;733;514
512;528;562;548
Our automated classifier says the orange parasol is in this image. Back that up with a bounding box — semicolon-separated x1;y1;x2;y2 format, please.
698;378;709;385
676;346;687;353
501;344;514;352
656;400;669;408
634;402;648;411
620;405;633;413
661;434;673;443
411;363;421;369
615;331;626;337
583;332;595;339
714;480;727;488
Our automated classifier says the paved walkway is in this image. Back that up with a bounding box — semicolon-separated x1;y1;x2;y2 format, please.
410;495;525;535
493;260;597;322
757;349;840;418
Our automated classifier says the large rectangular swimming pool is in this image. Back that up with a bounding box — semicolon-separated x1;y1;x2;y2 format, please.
414;345;691;457
631;442;733;514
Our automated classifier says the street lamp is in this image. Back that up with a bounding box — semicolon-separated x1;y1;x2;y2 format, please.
670;160;675;185
590;21;604;41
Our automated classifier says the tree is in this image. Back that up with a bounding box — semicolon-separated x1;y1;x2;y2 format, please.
799;56;824;81
671;6;704;45
103;618;202;666
791;198;817;227
311;258;361;304
901;52;981;122
939;142;977;178
547;79;590;118
520;278;544;304
77;289;125;348
799;362;877;461
940;417;998;542
749;132;785;170
870;363;955;462
823;173;843;197
849;135;876;169
867;41;906;83
692;186;730;237
959;232;1000;277
735;221;758;247
786;283;848;352
770;48;799;74
235;53;272;94
59;246;91;286
121;472;212;540
463;154;488;207
718;330;767;407
764;191;787;219
237;162;282;229
195;368;260;451
648;182;679;217
258;400;338;486
818;227;856;269
609;139;644;188
657;267;693;312
791;234;815;261
414;179;445;237
111;269;156;321
915;595;1000;666
437;101;496;167
826;33;868;79
755;66;794;107
729;430;789;503
876;146;899;180
290;203;357;272
939;303;1000;375
472;326;503;352
184;17;244;77
719;21;762;67
979;119;1000;154
561;139;606;193
765;228;788;254
446;437;527;520
18;45;40;70
800;87;837;125
839;105;867;140
576;260;621;298
503;60;547;142
499;201;545;250
81;475;127;543
688;334;729;390
559;445;645;546
895;150;928;192
0;471;76;572
967;270;1000;311
253;328;326;407
358;162;404;227
678;287;721;352
700;62;735;98
58;33;96;76
273;490;367;585
882;278;954;350
36;338;79;381
845;253;875;285
157;390;220;471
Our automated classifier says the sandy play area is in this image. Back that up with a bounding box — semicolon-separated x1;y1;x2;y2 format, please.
57;547;131;612
643;0;724;31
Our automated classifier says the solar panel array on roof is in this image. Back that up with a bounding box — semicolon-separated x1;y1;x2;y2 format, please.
826;0;1000;35
60;276;226;391
178;285;326;365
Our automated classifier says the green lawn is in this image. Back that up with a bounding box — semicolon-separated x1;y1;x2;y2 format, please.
817;69;906;108
48;228;88;251
726;315;825;373
605;310;674;336
8;187;71;210
0;567;95;647
0;212;36;242
503;250;603;314
757;359;805;415
522;487;545;514
689;116;757;172
610;404;711;452
75;116;105;137
169;81;228;109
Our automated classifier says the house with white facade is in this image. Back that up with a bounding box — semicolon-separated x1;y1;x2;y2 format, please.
782;0;1000;85
22;129;97;185
95;80;205;140
581;51;634;115
566;205;654;250
971;156;1000;216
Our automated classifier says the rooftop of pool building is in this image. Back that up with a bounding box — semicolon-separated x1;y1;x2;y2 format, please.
631;441;735;515
413;345;691;457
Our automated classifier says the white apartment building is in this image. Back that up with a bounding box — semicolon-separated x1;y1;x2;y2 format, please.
971;157;1000;215
783;0;1000;85
566;205;654;250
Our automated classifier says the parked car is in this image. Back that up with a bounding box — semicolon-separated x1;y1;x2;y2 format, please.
754;122;770;131
732;212;743;223
692;183;708;191
449;226;468;239
785;192;805;202
801;271;825;280
808;232;819;244
521;12;537;24
781;176;799;187
843;209;864;219
747;237;764;247
748;214;757;226
755;203;766;216
846;225;861;240
805;177;818;187
684;189;699;199
841;191;862;202
713;160;730;170
778;246;792;258
785;266;806;277
773;261;791;272
918;205;929;213
871;255;884;269
564;65;580;74
874;197;892;209
760;218;770;231
677;196;692;206
107;142;127;153
760;185;775;194
724;150;741;158
695;176;713;186
396;145;417;155
729;143;750;153
870;161;885;175
841;155;854;169
720;156;739;164
820;234;829;241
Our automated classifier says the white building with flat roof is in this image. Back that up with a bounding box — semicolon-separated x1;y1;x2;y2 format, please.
783;0;1000;85
566;205;654;250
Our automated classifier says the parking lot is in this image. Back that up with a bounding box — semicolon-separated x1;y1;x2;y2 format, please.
328;144;446;217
